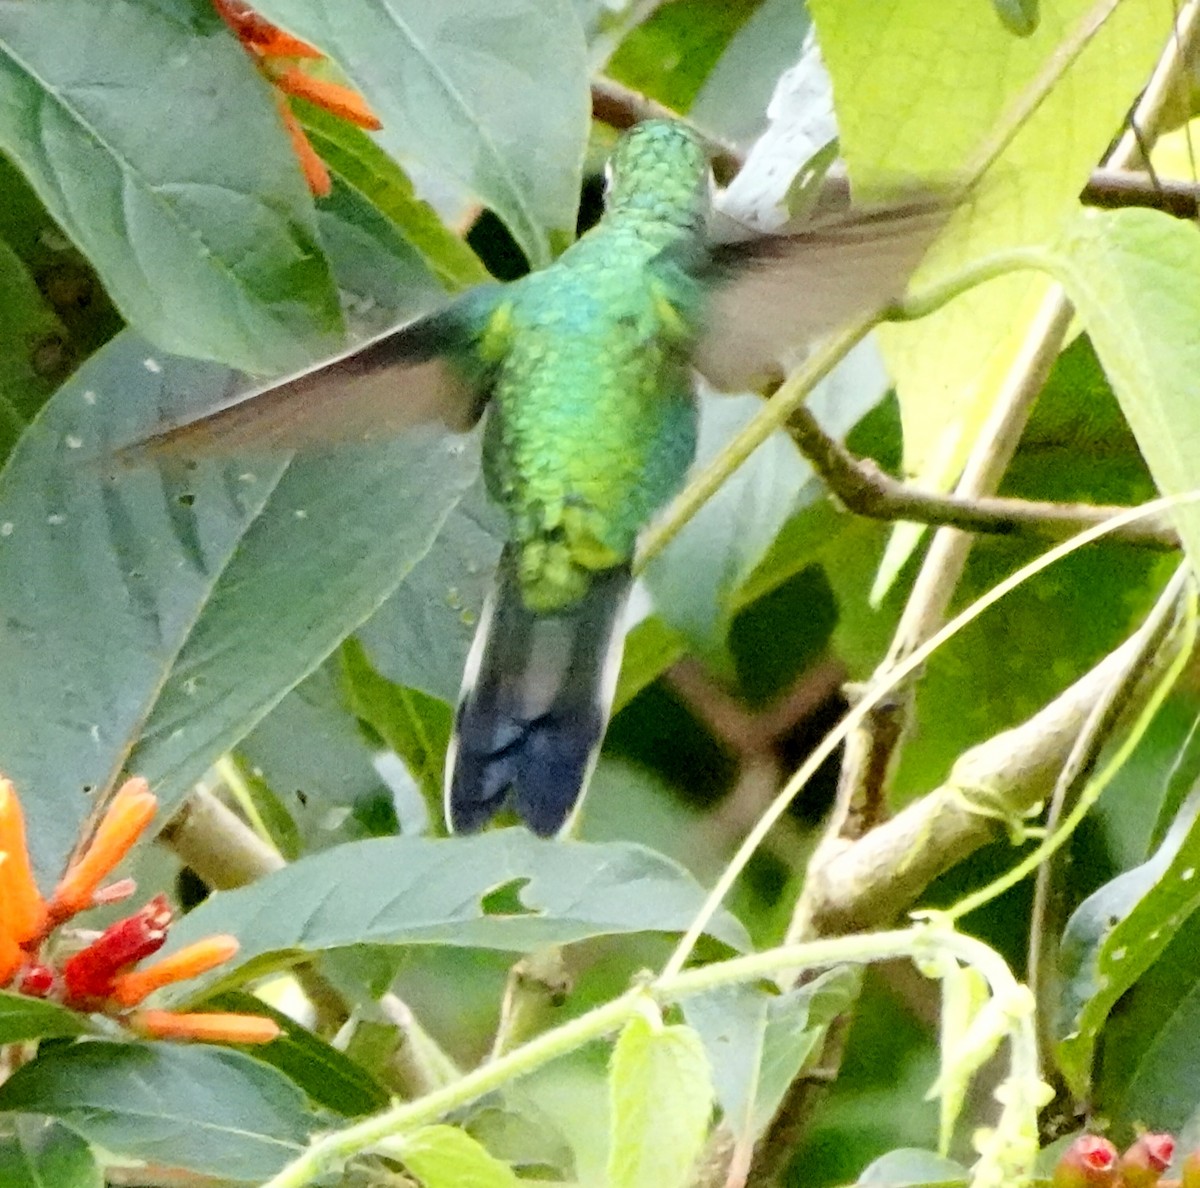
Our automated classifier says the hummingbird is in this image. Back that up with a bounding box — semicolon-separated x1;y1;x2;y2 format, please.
128;119;940;837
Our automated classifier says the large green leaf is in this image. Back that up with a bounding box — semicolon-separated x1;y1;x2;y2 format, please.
0;1042;321;1181
0;1117;101;1188
0;0;343;373
606;1011;714;1188
806;0;1173;590
0;326;476;880
253;0;591;266
155;832;749;1003
1051;208;1200;571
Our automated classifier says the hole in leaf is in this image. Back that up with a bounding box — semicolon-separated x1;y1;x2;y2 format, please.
481;878;536;917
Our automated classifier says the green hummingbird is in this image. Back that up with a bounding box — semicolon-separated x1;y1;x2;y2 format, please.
130;119;939;837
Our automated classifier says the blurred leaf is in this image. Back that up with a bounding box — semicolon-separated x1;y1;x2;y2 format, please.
0;994;89;1046
1052;208;1200;572
0;0;343;374
254;0;590;265
613;616;688;714
295;99;490;292
855;1147;969;1186
1055;785;1200;1098
206;990;389;1116
607;0;759;115
645;388;811;667
0;1042;321;1181
683;967;858;1153
382;1124;521;1188
992;0;1039;36
689;0;813;146
0;240;69;464
805;0;1172;592
0;1116;101;1188
340;636;452;828
0;329;476;881
159;832;749;1002
607;1010;713;1188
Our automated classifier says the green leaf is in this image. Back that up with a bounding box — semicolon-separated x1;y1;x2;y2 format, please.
0;239;69;465
206;990;389;1117
855;1148;969;1186
0;328;475;881
646;389;813;667
340;636;452;828
295;100;490;292
805;0;1173;593
0;1116;101;1188
683;968;858;1152
607;1010;714;1188
381;1124;521;1188
1055;786;1200;1098
0;1042;321;1181
0;0;343;374
1050;208;1200;573
156;832;749;1002
254;0;590;266
0;994;90;1046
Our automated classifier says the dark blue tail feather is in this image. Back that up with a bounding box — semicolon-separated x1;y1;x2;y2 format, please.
446;549;630;836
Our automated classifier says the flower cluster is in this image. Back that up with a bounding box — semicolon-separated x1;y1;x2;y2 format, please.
0;776;277;1045
1053;1133;1192;1188
212;0;382;197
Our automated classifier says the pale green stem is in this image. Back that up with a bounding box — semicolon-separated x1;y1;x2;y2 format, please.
261;925;1034;1188
660;493;1200;980
946;564;1197;921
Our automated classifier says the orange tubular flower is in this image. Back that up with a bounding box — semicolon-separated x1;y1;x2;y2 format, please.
0;930;23;986
268;66;382;129
49;778;157;920
0;778;48;944
111;935;240;1007
212;0;382;196
130;1010;281;1045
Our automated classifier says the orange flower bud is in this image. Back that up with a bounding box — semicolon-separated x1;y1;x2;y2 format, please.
130;1009;280;1045
1183;1148;1200;1188
270;66;382;130
276;99;331;197
111;935;240;1007
212;0;322;57
50;779;156;919
0;779;48;944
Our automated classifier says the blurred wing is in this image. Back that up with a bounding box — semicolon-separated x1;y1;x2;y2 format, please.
694;200;948;391
119;289;503;462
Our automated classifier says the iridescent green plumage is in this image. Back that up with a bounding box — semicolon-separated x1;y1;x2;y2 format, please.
126;118;942;837
481;122;709;614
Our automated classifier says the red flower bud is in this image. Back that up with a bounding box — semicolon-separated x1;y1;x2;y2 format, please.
62;894;172;1005
1119;1133;1174;1188
16;963;57;998
1053;1135;1119;1188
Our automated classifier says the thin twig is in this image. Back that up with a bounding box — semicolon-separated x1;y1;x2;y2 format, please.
789;402;1180;549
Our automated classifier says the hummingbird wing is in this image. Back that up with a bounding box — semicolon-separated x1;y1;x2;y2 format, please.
692;199;947;391
118;285;506;461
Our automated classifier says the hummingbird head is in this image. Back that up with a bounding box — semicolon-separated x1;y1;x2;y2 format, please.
603;120;711;236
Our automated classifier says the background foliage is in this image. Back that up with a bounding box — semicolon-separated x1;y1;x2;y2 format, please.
2;1;1200;1186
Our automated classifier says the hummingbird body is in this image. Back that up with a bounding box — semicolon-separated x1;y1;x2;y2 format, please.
128;119;941;839
449;122;711;831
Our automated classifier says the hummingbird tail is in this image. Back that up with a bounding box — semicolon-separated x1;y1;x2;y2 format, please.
445;547;631;837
